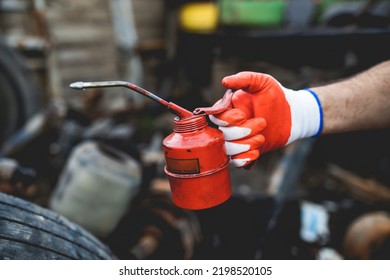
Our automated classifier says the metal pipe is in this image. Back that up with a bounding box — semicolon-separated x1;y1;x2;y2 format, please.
70;81;192;119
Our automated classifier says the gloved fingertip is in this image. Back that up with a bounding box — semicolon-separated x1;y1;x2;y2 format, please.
209;115;229;126
231;158;250;168
219;126;252;141
222;73;245;88
225;142;250;156
221;76;234;88
222;72;260;92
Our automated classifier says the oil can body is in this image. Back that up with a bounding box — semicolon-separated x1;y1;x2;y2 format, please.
162;115;231;210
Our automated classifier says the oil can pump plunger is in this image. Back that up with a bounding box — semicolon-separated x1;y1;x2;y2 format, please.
70;81;233;210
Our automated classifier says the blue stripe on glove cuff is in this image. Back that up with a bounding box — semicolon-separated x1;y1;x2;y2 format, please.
305;88;324;138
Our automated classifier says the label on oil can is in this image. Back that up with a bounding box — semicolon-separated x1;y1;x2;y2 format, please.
166;157;200;174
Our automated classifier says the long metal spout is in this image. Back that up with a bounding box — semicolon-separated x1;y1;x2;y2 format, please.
70;81;193;119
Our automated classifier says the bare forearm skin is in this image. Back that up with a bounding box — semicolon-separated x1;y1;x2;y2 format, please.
312;60;390;135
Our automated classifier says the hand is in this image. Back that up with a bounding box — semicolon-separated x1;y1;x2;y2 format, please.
210;72;323;168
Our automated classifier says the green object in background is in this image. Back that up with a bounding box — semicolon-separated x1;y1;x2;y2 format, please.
219;0;287;27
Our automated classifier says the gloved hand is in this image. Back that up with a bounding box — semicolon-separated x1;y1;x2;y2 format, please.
210;72;323;168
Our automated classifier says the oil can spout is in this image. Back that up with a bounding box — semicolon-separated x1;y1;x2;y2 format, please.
69;81;193;119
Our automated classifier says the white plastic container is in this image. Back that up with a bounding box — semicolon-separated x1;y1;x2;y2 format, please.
49;141;142;238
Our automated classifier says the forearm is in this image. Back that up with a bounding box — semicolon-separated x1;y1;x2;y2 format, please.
312;60;390;134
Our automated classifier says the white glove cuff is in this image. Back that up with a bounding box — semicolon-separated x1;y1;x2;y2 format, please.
283;87;323;145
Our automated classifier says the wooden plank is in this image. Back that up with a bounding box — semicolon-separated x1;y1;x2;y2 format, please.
45;0;120;102
132;0;164;42
56;47;117;65
50;25;113;45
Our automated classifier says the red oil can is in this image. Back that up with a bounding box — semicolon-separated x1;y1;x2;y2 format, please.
163;114;231;209
70;81;233;209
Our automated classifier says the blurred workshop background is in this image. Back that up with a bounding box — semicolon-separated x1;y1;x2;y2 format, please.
0;0;390;260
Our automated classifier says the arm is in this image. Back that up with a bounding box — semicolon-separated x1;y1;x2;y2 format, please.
210;60;390;167
313;60;390;134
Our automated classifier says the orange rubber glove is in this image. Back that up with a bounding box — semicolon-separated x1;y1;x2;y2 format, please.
210;72;323;168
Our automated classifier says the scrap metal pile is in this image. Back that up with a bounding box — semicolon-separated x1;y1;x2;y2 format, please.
1;0;390;261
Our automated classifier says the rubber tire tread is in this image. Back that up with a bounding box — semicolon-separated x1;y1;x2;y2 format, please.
0;192;117;260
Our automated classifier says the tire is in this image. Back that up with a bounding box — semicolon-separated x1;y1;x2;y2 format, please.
0;39;41;145
0;192;117;260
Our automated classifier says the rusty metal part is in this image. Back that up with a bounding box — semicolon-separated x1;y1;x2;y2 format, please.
107;190;202;260
1;101;66;157
343;211;390;259
328;164;390;204
129;226;161;260
193;89;234;115
0;158;37;197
